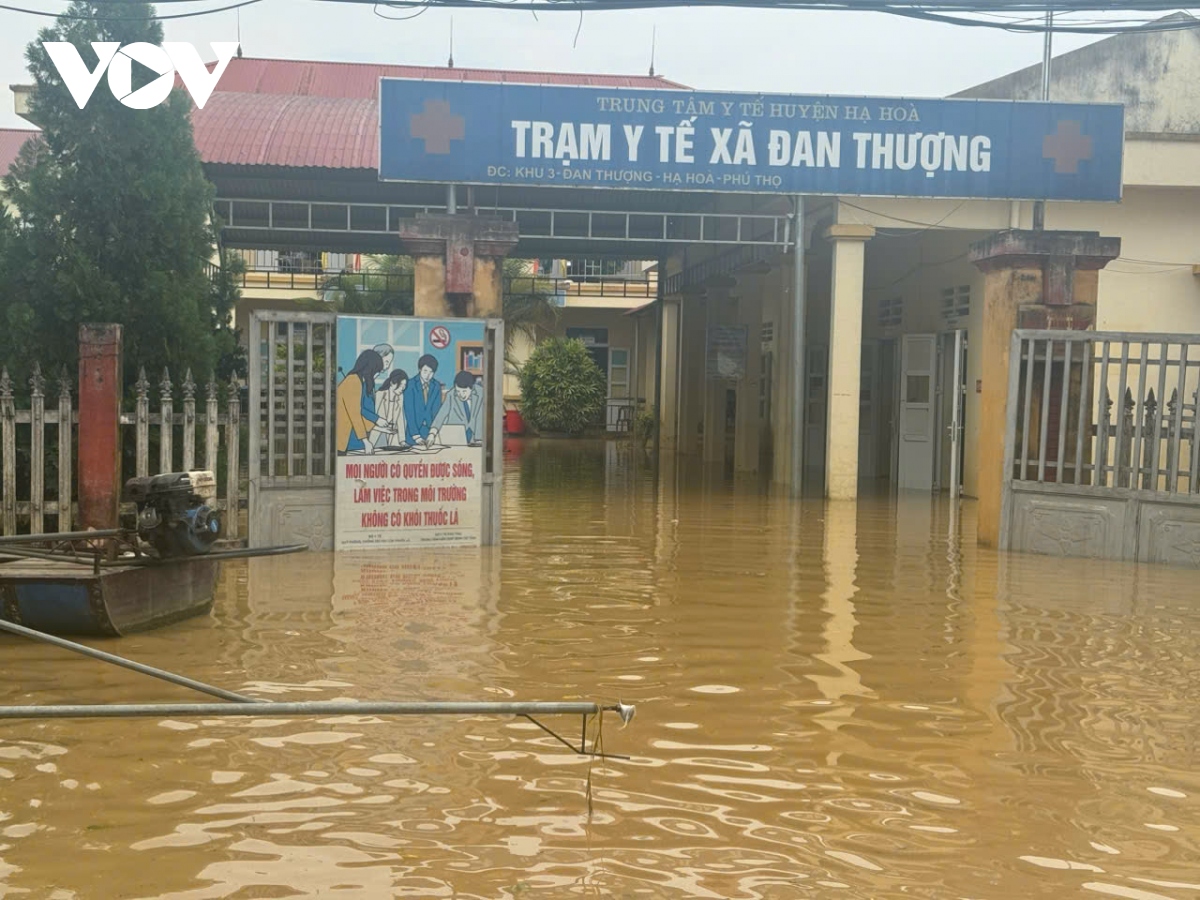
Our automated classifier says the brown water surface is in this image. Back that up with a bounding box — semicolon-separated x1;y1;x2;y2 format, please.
2;440;1198;898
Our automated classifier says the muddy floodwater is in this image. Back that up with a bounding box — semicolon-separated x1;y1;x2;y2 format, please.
2;440;1198;898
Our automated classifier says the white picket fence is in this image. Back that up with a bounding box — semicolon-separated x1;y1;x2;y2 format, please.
0;364;244;538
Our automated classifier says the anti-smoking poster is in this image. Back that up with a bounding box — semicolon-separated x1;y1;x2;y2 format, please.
334;315;486;550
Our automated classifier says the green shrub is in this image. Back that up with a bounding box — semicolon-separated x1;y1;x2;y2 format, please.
518;338;606;435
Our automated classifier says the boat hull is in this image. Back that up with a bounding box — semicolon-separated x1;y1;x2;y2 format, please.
0;559;219;637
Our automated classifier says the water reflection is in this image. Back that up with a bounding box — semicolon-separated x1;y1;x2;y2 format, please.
0;440;1197;897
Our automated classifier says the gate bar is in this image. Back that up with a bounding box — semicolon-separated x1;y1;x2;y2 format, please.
1170;344;1188;492
1096;341;1112;486
0;618;260;704
1074;341;1091;485
1152;342;1169;490
1056;340;1071;483
1130;341;1148;488
1114;341;1130;487
1037;338;1053;482
1020;337;1036;480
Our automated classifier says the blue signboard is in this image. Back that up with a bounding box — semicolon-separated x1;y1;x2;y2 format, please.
379;80;1123;201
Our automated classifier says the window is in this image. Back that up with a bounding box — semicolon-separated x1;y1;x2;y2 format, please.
565;327;609;347
323;252;360;273
566;259;638;281
609;348;630;399
879;296;903;329
940;285;971;325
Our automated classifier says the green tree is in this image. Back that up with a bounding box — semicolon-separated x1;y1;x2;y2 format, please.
0;2;228;388
320;255;415;316
517;337;606;436
500;257;558;342
209;246;247;381
318;255;558;351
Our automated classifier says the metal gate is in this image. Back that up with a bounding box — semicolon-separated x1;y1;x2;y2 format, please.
247;311;504;549
1000;329;1200;567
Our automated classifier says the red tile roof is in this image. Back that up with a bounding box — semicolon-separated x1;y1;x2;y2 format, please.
0;128;38;176
209;56;688;98
4;57;688;174
193;93;378;169
194;57;687;171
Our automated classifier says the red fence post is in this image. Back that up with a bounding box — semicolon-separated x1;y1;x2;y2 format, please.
77;324;123;530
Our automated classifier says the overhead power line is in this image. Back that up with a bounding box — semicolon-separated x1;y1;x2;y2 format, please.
7;0;1200;33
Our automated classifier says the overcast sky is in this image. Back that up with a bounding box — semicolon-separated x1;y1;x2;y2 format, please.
0;2;1112;130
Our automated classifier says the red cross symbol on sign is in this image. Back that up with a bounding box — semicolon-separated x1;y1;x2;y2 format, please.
410;99;466;155
1042;120;1094;174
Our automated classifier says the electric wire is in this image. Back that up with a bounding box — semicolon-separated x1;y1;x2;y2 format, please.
0;0;263;19
8;0;1200;35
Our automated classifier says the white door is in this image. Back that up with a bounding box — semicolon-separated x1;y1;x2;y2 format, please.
897;334;937;491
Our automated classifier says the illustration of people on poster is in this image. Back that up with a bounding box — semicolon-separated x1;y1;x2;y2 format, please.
334;315;487;549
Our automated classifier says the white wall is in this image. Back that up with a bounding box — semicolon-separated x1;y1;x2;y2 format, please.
1047;185;1200;334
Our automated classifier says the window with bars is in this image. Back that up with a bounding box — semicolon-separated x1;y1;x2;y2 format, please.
565;259;642;281
879;296;903;329
941;285;971;325
233;249;360;274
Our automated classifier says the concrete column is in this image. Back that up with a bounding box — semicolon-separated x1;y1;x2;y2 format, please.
969;229;1120;547
398;214;518;320
470;257;504;318
771;262;794;488
825;224;874;500
77;324;123;530
734;277;764;473
657;298;682;452
413;255;450;318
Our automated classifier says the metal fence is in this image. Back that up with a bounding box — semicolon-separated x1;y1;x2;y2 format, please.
1006;330;1200;493
0;364;244;538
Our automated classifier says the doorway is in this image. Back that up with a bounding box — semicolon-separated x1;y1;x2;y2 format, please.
888;330;967;494
934;329;967;495
897;333;938;491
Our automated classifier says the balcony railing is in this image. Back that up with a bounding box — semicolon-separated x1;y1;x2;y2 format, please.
210;263;656;301
209;264;414;295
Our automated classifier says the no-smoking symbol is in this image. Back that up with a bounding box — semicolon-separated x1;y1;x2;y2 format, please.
429;326;451;349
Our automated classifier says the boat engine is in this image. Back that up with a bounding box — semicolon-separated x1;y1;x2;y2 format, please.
123;470;221;557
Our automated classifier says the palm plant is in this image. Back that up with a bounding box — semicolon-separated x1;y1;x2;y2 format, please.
320;255;415;316
500;258;558;338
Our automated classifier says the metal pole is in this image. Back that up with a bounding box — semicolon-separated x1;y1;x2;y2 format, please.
790;196;807;496
1033;9;1053;231
949;329;965;501
0;529;122;546
446;184;458;215
0;618;261;704
0;700;615;720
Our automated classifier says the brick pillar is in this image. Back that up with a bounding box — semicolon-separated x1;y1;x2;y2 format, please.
969;230;1120;547
398;214;519;319
77;324;123;530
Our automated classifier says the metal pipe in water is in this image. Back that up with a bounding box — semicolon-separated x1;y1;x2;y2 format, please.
0;700;634;721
